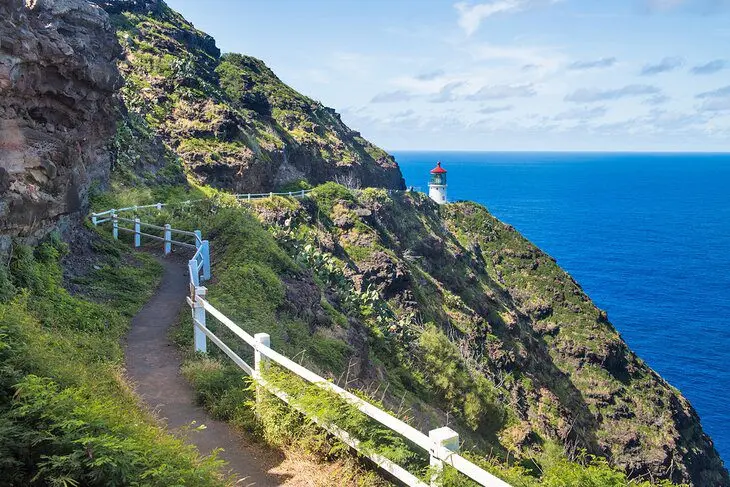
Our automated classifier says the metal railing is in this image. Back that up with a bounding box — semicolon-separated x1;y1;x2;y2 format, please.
90;205;510;487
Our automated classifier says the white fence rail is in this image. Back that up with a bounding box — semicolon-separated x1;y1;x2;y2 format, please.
89;202;511;487
90;190;314;224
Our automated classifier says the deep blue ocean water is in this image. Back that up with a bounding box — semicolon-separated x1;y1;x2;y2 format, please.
393;151;730;462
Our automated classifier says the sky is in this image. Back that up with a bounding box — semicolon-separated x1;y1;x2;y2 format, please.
165;0;730;152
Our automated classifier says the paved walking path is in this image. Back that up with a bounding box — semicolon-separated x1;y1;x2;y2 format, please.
125;256;288;486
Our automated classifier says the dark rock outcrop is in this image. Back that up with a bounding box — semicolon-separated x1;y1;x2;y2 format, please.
0;0;121;250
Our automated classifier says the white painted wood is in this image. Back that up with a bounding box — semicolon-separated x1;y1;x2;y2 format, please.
254;333;270;372
164;224;171;254
190;313;253;375
429;427;460;486
134;218;141;247
112;211;118;240
201;240;211;281
192;286;207;353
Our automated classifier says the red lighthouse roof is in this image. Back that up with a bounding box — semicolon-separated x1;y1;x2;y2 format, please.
430;161;447;174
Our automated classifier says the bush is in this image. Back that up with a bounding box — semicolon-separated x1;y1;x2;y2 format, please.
417;326;505;434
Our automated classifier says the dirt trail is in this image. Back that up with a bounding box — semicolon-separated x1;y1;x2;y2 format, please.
125;256;290;486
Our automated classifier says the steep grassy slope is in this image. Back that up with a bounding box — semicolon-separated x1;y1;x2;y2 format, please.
239;186;726;486
100;0;404;192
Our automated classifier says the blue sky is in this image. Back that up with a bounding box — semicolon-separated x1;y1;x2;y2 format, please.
166;0;730;151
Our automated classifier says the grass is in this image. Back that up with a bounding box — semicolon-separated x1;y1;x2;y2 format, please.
0;232;226;486
87;183;689;486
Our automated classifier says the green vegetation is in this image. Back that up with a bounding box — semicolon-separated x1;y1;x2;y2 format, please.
92;181;677;486
0;233;225;486
82;1;726;481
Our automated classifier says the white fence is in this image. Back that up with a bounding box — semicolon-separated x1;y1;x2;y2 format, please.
90;200;511;487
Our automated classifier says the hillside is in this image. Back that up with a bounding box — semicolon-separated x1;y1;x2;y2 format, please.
1;0;727;486
223;186;728;485
101;0;404;192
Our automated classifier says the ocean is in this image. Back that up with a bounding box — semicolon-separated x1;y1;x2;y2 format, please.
393;151;730;461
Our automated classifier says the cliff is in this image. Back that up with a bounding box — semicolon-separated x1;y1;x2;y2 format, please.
1;0;726;485
100;0;405;192
0;0;122;253
234;187;727;486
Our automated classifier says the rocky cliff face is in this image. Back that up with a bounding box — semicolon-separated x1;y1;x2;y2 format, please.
98;0;404;193
0;0;122;252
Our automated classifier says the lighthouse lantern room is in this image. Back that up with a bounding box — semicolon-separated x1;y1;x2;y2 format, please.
428;161;448;204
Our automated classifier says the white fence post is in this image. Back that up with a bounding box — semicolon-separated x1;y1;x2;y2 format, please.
254;333;270;372
269;192;273;198
91;214;98;226
300;189;305;197
194;229;202;248
248;193;251;201
191;286;207;353
156;202;162;210
254;332;271;414
429;427;460;486
112;211;118;240
188;260;199;289
201;240;211;281
134;218;141;247
164;224;171;254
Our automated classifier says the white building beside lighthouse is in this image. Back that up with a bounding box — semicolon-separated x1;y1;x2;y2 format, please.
428;161;448;204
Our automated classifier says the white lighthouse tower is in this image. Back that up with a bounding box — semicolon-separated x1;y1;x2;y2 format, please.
428;161;448;204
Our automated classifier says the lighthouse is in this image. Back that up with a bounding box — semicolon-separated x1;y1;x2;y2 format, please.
428;161;448;204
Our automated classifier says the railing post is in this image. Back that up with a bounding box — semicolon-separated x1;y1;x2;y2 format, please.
201;240;211;281
112;211;118;240
188;259;199;287
134;218;141;247
269;192;273;198
254;332;271;415
191;286;207;353
194;229;202;248
429;427;460;486
288;191;292;197
164;224;171;254
254;332;270;373
156;202;162;210
91;214;98;226
301;189;305;197
248;193;251;201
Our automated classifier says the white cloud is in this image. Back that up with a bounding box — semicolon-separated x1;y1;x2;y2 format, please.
371;90;414;103
553;106;608;120
565;84;661;103
478;105;514;114
454;0;562;35
467;42;567;72
467;83;537;100
430;82;466;103
454;1;523;36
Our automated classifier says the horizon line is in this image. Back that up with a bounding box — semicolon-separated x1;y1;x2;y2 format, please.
387;149;730;154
